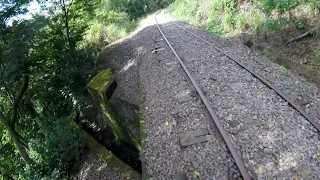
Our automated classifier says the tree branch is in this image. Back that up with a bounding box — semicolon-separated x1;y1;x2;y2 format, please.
66;0;75;14
0;110;33;165
61;0;77;71
286;22;320;44
286;29;315;44
11;72;29;127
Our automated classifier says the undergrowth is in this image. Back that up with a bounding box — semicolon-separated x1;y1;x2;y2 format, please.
84;10;136;50
169;0;319;36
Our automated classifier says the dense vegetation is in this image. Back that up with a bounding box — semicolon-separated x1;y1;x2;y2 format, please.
170;0;320;35
0;0;171;179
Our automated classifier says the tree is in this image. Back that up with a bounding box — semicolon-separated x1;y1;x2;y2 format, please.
0;0;95;171
0;0;35;165
1;0;171;178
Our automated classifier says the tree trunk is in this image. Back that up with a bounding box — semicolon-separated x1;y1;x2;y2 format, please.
0;112;34;165
61;0;77;71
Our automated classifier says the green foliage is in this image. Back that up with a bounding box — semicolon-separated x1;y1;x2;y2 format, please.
84;0;172;49
0;124;24;179
24;116;83;179
0;0;170;179
293;17;305;29
170;0;263;35
235;12;247;30
259;0;300;15
264;17;289;33
169;0;201;25
278;65;287;72
264;18;280;33
85;10;136;47
0;0;95;178
306;0;320;12
170;0;317;36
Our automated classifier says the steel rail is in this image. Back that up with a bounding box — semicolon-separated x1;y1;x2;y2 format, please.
155;12;252;180
169;19;320;133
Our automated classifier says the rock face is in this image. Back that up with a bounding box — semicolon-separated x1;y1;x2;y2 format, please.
87;69;140;151
239;33;253;48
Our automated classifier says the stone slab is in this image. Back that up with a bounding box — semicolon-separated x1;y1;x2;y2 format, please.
179;128;209;147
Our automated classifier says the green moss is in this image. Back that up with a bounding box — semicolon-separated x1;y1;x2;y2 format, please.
87;70;114;93
87;69;141;151
78;128;141;179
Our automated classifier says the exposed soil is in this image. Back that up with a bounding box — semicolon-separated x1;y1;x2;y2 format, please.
253;20;320;88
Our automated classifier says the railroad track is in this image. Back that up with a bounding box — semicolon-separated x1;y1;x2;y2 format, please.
154;10;320;179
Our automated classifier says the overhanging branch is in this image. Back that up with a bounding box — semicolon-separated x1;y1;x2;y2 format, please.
11;72;29;127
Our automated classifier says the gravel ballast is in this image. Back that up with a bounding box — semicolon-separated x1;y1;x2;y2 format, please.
139;13;241;179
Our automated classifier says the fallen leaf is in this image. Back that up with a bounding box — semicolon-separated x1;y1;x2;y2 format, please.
300;153;304;156
317;152;320;157
194;171;200;178
295;175;300;180
259;166;263;175
165;122;169;126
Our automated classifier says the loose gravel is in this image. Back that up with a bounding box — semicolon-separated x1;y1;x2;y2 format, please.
139;12;241;179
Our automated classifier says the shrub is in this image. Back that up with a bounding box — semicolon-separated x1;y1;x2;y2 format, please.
259;0;300;15
264;17;288;33
24;116;84;179
307;0;320;12
235;12;247;30
169;0;201;25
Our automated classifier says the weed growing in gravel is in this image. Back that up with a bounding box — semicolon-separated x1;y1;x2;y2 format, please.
259;49;268;57
278;65;287;72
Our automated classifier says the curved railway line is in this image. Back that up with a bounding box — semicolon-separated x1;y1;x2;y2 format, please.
154;11;320;180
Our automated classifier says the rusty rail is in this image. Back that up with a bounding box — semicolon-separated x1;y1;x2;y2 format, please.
155;11;252;180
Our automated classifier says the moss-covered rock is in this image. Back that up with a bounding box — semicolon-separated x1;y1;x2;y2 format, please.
78;128;141;179
87;69;140;151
